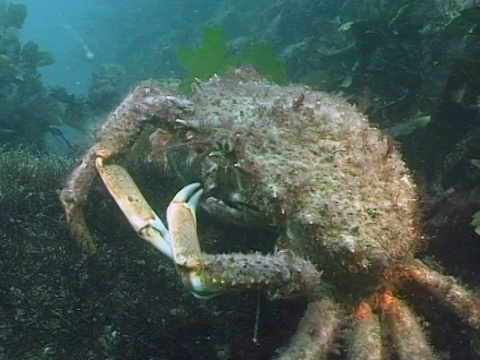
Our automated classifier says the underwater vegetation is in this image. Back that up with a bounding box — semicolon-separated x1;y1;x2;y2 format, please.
177;25;286;93
0;0;85;149
0;1;127;151
87;0;479;138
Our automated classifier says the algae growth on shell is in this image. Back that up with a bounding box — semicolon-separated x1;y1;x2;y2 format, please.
167;70;420;282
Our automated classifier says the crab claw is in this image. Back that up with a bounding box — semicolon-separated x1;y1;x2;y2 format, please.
166;183;204;268
167;183;222;299
95;158;172;259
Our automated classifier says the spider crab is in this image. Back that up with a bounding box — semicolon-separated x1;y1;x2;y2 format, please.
61;69;480;359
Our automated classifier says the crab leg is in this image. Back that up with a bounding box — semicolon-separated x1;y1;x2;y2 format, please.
96;158;172;259
165;183;322;299
379;292;437;360
403;259;480;330
60;82;192;251
275;298;343;360
60;144;101;251
86;173;321;299
167;182;204;268
348;302;383;360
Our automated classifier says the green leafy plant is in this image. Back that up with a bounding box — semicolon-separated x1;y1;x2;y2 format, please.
177;25;286;93
241;41;287;85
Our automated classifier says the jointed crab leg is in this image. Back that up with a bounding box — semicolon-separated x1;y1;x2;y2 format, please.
167;182;204;268
89;145;322;299
379;292;437;360
162;182;322;299
403;259;480;330
60;144;101;252
276;298;343;360
80;155;322;299
96;158;172;259
60;82;192;251
348;302;383;360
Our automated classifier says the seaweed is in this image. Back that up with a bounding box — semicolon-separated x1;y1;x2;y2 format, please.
0;1;89;150
241;41;287;85
21;41;55;70
177;25;286;93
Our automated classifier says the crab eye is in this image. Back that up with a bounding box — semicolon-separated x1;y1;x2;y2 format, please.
219;137;236;153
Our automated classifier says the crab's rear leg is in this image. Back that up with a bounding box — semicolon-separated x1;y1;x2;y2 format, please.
402;260;480;330
347;302;383;360
275;298;343;360
379;291;438;360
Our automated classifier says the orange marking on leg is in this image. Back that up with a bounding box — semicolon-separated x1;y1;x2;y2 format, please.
353;301;373;321
378;291;396;311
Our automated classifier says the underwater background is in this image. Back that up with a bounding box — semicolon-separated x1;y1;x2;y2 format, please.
1;0;480;359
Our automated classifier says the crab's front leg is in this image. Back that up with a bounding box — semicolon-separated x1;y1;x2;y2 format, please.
165;183;323;300
96;158;173;259
95;159;322;299
60;83;192;251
